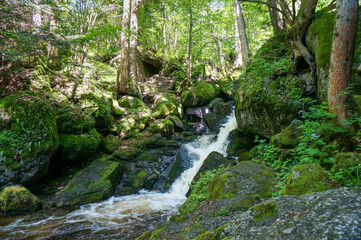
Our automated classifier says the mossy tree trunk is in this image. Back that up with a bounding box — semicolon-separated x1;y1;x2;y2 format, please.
328;0;359;126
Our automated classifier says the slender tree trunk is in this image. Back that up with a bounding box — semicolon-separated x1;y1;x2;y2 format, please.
162;0;167;55
32;0;42;27
233;3;243;68
267;0;284;34
187;1;193;83
209;16;225;70
328;0;359;126
117;0;131;95
129;0;142;98
234;0;250;64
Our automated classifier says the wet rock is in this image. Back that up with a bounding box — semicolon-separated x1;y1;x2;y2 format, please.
203;112;227;134
181;81;219;108
113;147;142;162
55;158;123;207
55;128;100;166
284;163;333;195
213;101;234;116
271;119;302;148
186;106;210;122
0;92;59;186
224;187;361;240
226;129;254;159
101;134;121;154
0;185;42;214
193;152;231;183
209;98;224;111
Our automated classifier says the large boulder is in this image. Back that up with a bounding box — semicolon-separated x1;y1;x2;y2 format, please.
235;40;302;139
152;93;183;119
181;81;219;108
284;163;334;195
100;134;122;154
226;129;254;158
0;185;42;214
147;119;174;139
223;187;361;240
117;96;152;139
0;92;59;186
55;158;123;207
306;10;361;100
55;128;100;166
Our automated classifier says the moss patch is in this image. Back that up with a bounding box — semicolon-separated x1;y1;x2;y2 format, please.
181;81;219;108
252;201;278;222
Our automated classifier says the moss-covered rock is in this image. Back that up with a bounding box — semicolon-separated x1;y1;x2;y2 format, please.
79;93;116;135
332;152;361;186
333;152;361;172
306;9;361;99
271;119;302;148
0;91;59;185
56;128;100;166
131;133;169;150
181;81;219;108
113;147;142;162
101;134;121;154
193;152;231;183
203;112;227;134
147;119;174;139
166;115;185;132
206;161;275;202
55;158;123;207
117;96;152;139
152;93;183;119
0;185;42;214
128;170;150;190
213;100;234;116
284;163;333;195
226;133;254;158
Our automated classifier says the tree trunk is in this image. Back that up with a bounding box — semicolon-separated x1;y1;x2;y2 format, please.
129;0;142;98
234;0;250;64
117;0;131;95
32;0;42;27
209;17;225;70
162;0;167;55
328;0;359;126
290;0;318;76
267;0;284;34
187;1;193;83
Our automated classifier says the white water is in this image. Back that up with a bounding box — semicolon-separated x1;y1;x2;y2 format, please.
0;111;237;239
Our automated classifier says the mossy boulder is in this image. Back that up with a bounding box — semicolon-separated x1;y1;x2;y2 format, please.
101;134;121;154
0;185;42;214
333;152;361;172
181;81;219;108
131;133;169;150
113;147;142;162
193;152;231;183
55;158;123;207
332;152;361;185
271;119;302;148
203;113;227;134
213;100;234;116
284;163;333;195
52;100;95;134
128;169;151;190
306;10;361;100
166;115;185;132
0;91;59;186
79;93;116;135
147;119;174;139
205;161;275;202
56;128;100;166
152;93;183;119
117;96;152;139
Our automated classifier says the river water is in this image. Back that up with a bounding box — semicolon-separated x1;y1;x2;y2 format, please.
0;111;237;240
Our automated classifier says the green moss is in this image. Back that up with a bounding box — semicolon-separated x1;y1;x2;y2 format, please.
181;81;218;108
147;119;174;139
129;170;148;189
271;120;302;148
252;201;278;222
57;128;100;165
333;152;361;171
206;173;236;200
193;225;227;240
113;147;142;162
101;134;121;154
152;93;183;119
284;163;333;195
0;185;42;213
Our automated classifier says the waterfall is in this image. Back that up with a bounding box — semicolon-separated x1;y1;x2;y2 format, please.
0;111;238;240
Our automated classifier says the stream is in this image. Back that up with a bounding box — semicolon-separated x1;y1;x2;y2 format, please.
0;111;237;240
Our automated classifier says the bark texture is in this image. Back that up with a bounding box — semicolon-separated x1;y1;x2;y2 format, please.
234;0;250;64
187;1;193;83
209;18;225;70
328;0;359;126
267;0;284;34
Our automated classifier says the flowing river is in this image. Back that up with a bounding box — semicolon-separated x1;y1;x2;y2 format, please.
0;111;237;240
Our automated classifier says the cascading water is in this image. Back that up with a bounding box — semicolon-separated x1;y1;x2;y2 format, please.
0;111;237;240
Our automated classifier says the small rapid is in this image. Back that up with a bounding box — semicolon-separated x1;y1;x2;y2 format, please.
0;111;237;240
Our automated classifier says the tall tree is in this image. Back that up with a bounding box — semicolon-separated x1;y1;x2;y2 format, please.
234;0;250;65
327;0;359;126
187;0;193;83
267;0;284;34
